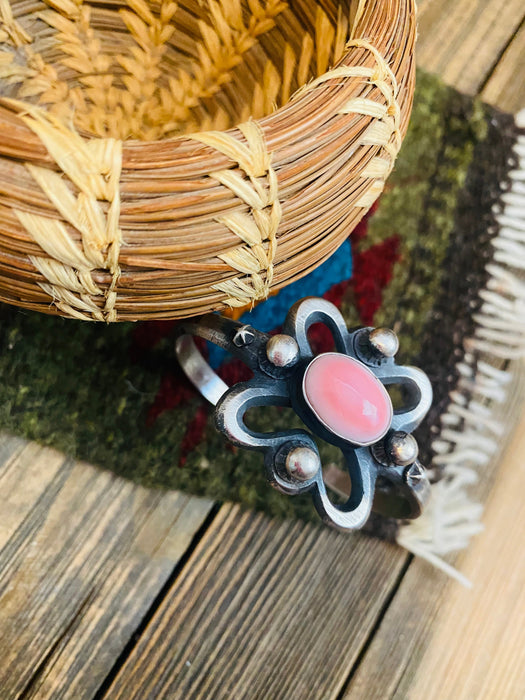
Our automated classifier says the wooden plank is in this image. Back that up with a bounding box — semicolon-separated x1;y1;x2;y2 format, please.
481;21;525;113
105;505;408;700
394;400;525;700
342;373;525;699
0;432;26;468
0;5;520;700
0;442;213;699
0;439;68;550
416;0;525;95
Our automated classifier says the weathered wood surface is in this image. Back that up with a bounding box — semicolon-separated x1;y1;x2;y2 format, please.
0;437;213;699
106;506;408;699
398;404;525;700
417;0;525;99
0;1;524;698
482;21;525;114
342;364;525;700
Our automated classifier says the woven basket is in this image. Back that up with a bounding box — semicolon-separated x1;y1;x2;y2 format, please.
0;0;416;321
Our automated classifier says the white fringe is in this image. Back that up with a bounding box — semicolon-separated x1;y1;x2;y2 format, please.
397;111;525;585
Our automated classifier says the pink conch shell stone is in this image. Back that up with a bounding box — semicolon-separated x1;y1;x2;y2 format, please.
303;353;393;445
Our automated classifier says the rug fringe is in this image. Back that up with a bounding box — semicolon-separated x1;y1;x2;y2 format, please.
397;110;525;585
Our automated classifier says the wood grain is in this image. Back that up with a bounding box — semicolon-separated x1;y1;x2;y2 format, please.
106;504;408;700
481;21;525;113
417;0;525;95
0;440;213;699
0;2;523;698
405;416;525;700
342;363;525;700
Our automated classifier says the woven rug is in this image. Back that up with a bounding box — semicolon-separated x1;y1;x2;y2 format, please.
1;71;524;581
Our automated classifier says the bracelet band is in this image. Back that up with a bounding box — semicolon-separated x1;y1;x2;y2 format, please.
175;297;433;530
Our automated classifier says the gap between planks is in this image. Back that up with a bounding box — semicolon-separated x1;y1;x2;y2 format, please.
342;366;525;700
0;436;214;700
101;361;525;700
102;504;410;700
417;0;525;100
481;16;525;113
0;1;523;698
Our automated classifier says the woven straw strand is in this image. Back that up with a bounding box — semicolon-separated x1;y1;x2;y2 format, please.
0;0;31;46
0;0;416;321
299;38;402;207
192;119;281;307
11;104;123;321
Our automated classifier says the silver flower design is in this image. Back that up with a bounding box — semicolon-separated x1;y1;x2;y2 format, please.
176;297;433;530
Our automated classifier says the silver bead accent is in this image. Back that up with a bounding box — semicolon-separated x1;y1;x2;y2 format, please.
285;447;320;481
387;431;419;466
266;334;300;367
233;325;255;347
368;328;399;358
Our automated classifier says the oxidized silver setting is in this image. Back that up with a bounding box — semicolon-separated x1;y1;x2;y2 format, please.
175;297;433;531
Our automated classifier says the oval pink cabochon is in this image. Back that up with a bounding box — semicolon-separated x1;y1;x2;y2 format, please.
303;353;393;445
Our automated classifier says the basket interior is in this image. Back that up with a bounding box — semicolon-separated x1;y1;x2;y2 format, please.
3;0;360;140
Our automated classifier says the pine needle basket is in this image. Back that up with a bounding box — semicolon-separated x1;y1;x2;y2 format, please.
0;0;416;321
